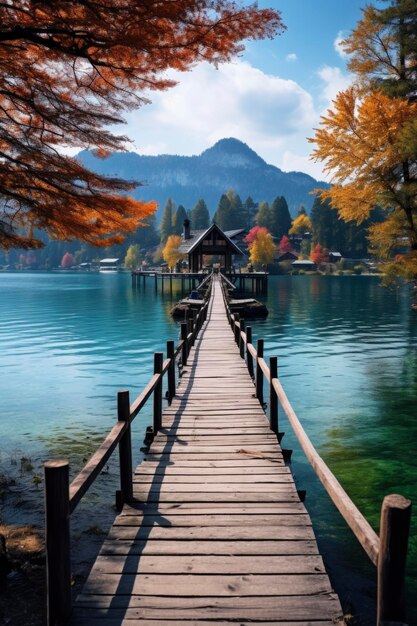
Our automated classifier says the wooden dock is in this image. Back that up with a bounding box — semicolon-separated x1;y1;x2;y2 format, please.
72;277;343;624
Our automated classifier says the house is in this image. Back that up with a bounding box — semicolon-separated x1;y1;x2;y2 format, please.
275;251;298;262
178;220;244;272
99;258;121;272
292;259;317;271
329;252;342;263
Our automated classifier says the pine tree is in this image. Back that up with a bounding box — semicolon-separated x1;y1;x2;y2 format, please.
255;202;271;229
213;194;233;230
160;198;175;243
173;205;188;235
191;199;210;230
270;196;292;239
243;197;258;229
226;189;244;229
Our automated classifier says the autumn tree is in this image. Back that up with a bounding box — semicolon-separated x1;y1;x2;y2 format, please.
310;243;328;265
289;211;313;236
0;2;283;250
162;235;186;270
61;252;75;268
311;1;417;278
124;244;141;270
247;228;276;268
278;235;293;253
191;199;210;230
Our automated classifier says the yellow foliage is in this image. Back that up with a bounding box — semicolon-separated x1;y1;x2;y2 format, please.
310;88;417;225
289;214;312;236
162;235;185;269
249;230;275;267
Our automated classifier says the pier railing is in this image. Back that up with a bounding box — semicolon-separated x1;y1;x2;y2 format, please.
219;274;412;626
44;278;213;626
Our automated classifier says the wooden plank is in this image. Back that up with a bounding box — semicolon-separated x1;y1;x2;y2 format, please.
81;573;333;597
73;595;341;620
88;554;325;575
113;513;311;527
106;525;315;541
98;539;320;557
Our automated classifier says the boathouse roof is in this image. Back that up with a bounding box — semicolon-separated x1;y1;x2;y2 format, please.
178;223;244;256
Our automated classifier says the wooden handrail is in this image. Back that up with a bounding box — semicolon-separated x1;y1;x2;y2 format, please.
257;357;270;382
69;421;128;513
272;376;379;564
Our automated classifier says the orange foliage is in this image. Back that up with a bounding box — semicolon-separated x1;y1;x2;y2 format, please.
310;243;328;265
162;235;186;269
0;2;283;249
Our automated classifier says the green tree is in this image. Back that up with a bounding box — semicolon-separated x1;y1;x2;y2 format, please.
255;201;271;229
226;189;244;229
243;196;258;229
270;196;292;239
191;199;210;230
173;205;188;235
213;193;233;230
160;198;175;243
131;214;159;250
124;244;142;269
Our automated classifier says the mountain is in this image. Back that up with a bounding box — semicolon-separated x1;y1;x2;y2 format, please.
78;138;327;220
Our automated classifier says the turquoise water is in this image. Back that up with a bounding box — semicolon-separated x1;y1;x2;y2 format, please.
0;272;415;622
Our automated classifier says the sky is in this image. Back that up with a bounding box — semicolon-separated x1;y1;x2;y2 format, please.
121;0;367;180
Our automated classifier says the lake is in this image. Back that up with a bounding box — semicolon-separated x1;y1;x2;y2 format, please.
0;271;416;623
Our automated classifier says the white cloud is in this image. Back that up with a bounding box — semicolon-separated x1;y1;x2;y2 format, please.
124;60;320;175
334;30;348;58
317;65;353;105
286;53;298;62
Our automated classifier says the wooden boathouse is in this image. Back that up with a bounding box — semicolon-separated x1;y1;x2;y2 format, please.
131;221;268;295
44;273;411;625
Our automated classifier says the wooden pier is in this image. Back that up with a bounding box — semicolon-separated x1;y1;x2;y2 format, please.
72;276;341;624
131;270;268;295
44;273;411;626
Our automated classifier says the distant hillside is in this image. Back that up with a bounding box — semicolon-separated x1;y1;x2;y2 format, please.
78;138;327;220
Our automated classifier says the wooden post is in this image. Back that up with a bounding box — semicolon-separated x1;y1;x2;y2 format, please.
269;356;278;434
117;390;132;507
154;272;157;292
256;338;264;405
181;322;188;366
234;314;240;344
239;319;245;359
246;326;254;379
44;460;71;626
377;494;412;625
167;340;175;404
189;309;196;346
153;352;163;433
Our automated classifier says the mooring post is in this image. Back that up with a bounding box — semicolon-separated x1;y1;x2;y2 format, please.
44;460;71;626
167;340;176;404
269;355;278;434
256;338;264;405
239;319;246;359
246;326;254;379
117;390;133;509
377;494;412;625
181;322;188;367
153;353;163;433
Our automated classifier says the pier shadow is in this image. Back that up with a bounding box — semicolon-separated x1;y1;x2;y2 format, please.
100;301;210;621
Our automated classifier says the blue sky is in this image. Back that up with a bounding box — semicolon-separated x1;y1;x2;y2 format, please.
122;0;366;179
